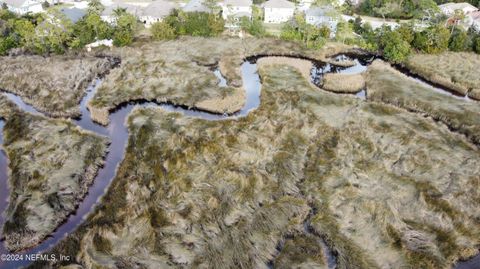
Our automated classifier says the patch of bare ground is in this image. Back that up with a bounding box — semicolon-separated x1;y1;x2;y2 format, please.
0;55;115;118
33;61;480;269
88;37;355;125
366;59;480;146
1;108;108;252
406;52;480;98
322;73;365;93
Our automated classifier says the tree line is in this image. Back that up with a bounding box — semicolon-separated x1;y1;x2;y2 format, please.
352;17;480;63
0;0;138;55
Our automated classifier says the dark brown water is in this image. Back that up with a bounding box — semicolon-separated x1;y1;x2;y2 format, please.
0;55;477;269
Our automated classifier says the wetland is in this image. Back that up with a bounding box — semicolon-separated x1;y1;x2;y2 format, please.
0;37;479;269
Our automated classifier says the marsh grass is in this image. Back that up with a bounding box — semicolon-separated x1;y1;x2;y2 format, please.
0;56;115;118
406;52;480;98
29;42;480;269
366;60;480;146
322;73;365;93
87;37;355;125
1;109;108;252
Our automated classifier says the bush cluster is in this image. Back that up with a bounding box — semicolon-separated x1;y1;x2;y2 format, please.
151;10;224;40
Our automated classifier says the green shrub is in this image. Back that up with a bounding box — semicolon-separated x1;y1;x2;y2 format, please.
151;21;177;40
448;27;468;52
240;17;266;37
164;10;224;37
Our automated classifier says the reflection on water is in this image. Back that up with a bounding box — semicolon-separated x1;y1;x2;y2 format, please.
213;69;228;88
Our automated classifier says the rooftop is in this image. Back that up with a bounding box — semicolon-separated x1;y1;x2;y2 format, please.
143;0;177;17
183;0;211;12
223;0;252;7
60;8;87;23
305;6;335;17
439;2;478;11
101;3;143;16
263;0;294;9
2;0;29;8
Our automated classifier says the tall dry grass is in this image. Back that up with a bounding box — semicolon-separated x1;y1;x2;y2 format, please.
35;62;480;269
322;73;365;93
366;59;480;146
0;56;114;118
1;110;108;252
406;52;480;98
88;37;357;125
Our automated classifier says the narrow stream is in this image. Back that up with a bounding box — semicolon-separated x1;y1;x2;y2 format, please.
0;54;477;269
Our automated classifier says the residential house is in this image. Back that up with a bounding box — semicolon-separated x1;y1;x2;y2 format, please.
263;0;294;24
467;11;480;32
306;6;337;37
439;2;478;16
221;0;252;20
141;0;177;27
0;0;43;14
60;7;87;23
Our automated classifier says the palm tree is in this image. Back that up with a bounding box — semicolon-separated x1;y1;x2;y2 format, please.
88;0;104;14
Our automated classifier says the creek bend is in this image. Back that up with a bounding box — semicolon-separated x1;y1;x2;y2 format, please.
0;54;477;269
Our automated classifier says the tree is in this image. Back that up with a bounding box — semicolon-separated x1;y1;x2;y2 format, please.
151;21;176;40
70;12;113;48
450;9;465;34
380;29;411;63
413;24;450;53
240;16;266;37
448;27;468;51
32;10;74;53
0;36;17;55
41;1;50;9
204;0;220;14
2;3;8;10
335;21;354;44
13;19;35;48
88;0;104;15
318;25;330;39
396;23;414;44
473;36;480;54
113;12;136;46
373;2;399;21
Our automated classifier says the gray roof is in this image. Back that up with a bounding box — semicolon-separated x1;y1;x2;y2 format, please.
60;8;87;23
143;0;177;17
224;0;252;7
2;0;29;8
101;3;143;17
263;0;294;9
305;6;334;17
183;0;210;12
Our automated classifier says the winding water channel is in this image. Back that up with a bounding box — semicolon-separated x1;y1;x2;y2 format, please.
0;55;478;269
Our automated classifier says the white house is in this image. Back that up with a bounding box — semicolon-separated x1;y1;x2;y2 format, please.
306;6;337;37
263;0;295;24
439;2;478;16
140;0;177;27
221;0;252;20
0;0;43;14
